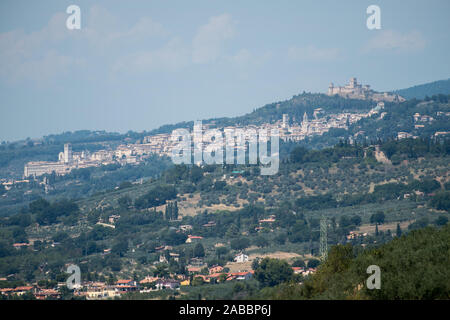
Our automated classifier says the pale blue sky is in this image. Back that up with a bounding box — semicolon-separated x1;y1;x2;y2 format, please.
0;0;449;141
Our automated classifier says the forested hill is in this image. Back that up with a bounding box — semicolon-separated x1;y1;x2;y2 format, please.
148;93;376;133
393;78;450;100
266;224;450;300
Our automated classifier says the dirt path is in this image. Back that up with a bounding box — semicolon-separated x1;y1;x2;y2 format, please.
374;146;391;165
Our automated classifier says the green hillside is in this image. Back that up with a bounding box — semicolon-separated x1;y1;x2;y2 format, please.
393;79;450;99
1;136;449;300
265;223;450;300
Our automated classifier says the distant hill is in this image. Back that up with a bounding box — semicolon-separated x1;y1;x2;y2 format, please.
393;78;450;99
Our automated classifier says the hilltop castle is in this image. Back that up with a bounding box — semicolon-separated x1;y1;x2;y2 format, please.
327;77;405;102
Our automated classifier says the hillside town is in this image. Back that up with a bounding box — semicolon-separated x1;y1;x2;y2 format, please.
19;78;441;180
1;210;318;300
0;254;317;300
22;100;385;179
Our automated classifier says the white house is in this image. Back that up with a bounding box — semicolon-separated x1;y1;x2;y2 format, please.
155;280;179;290
234;253;249;263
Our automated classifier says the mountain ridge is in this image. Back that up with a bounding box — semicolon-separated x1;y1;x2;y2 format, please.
4;78;449;146
392;78;450;99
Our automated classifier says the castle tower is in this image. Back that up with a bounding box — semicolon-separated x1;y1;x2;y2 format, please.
282;114;289;128
301;112;309;134
349;77;357;88
328;83;334;95
64;143;73;164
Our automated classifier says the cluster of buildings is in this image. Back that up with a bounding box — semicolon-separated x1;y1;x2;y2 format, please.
0;285;61;300
0;243;319;300
327;77;405;102
79;268;255;299
78;259;317;300
276;103;384;143
397;110;450;140
153;97;385;148
413;112;435;131
0;268;253;300
24;143;114;178
23;105;382;178
21;79;405;179
346;231;369;240
2;213;318;300
292;267;318;277
23;139;171;178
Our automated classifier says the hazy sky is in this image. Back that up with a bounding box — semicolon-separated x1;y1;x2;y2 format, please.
1;0;449;141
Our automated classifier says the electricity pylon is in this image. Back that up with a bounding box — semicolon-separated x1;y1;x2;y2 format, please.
320;216;328;261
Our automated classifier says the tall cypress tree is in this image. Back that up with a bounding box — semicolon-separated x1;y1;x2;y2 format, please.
164;204;169;221
174;201;179;220
396;223;402;237
168;202;173;220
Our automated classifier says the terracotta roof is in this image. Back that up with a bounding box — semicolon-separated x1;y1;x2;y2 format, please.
231;271;251;276
187;267;201;272
208;273;225;278
13;243;30;247
140;277;159;284
116;279;133;284
15;286;33;291
259;219;276;223
188;235;203;239
37;289;59;295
